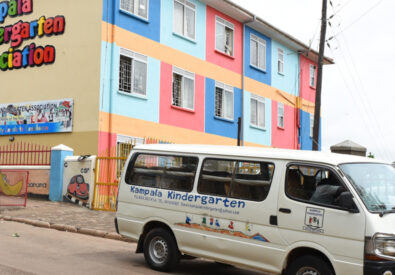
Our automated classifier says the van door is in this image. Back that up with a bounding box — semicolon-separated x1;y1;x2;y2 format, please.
277;163;365;274
181;158;288;272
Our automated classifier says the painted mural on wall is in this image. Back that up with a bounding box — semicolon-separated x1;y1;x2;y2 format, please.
0;170;28;206
0;0;66;71
0;98;73;135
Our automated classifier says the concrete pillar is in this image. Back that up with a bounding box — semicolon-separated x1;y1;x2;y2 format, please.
49;144;73;201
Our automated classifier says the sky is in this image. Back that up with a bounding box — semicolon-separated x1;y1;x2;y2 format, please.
232;0;395;163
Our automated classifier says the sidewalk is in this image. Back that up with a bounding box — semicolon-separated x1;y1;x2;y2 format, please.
0;196;131;242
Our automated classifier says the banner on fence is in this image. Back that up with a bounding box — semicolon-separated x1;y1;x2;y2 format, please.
0;99;73;136
0;170;29;207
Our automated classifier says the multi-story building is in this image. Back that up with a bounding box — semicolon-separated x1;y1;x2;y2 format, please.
0;0;332;155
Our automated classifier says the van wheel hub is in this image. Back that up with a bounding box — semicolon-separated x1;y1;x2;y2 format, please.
296;267;319;275
149;236;168;264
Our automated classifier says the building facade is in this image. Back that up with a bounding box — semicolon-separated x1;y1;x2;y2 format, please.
0;0;332;155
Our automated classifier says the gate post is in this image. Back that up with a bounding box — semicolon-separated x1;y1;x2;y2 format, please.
49;144;73;201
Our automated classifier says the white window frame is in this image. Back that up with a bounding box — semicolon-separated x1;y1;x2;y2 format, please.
310;115;314;137
173;0;196;40
277;102;284;128
214;81;234;120
172;66;195;110
250;34;266;71
215;16;234;56
120;0;149;20
278;48;284;74
310;64;316;88
250;95;266;129
119;48;148;96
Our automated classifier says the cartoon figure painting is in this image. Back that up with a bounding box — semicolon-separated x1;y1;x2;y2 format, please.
67;174;89;201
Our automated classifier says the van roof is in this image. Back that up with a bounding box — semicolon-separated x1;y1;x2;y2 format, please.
132;144;385;166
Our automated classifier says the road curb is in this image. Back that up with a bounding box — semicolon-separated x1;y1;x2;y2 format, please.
0;215;132;243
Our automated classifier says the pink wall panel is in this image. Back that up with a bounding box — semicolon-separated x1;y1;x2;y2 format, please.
299;55;317;103
159;62;205;132
205;6;243;74
271;101;297;149
98;131;117;154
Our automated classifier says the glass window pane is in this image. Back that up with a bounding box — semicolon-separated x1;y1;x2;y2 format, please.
133;60;147;95
225;27;233;55
215;87;223;117
138;0;147;18
224;90;233;119
251;99;257;126
173;1;184;35
258;101;265;128
250;39;257;67
119;55;132;93
258;43;266;69
215;22;225;52
183;77;194;109
185;7;195;39
121;0;134;13
172;73;182;107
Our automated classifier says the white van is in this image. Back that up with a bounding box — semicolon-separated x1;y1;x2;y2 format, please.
115;144;395;275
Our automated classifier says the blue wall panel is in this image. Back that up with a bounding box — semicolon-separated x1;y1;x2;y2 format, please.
103;0;161;42
271;40;299;96
204;78;241;139
243;91;271;146
100;41;160;123
244;26;271;85
300;110;321;150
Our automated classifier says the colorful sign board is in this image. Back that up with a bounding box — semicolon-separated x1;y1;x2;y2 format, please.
0;0;66;71
0;98;73;135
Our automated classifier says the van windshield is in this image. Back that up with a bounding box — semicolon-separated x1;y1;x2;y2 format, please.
339;163;395;213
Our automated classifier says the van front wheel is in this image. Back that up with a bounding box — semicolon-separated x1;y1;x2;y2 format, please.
143;228;180;271
286;255;333;275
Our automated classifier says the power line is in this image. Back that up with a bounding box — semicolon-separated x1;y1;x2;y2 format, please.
331;0;385;37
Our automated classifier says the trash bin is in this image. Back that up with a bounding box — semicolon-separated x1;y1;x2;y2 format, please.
63;155;96;208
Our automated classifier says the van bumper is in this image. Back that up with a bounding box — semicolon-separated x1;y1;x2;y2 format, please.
364;260;395;275
114;217;119;234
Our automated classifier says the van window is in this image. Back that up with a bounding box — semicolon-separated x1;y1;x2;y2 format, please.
126;154;199;192
197;159;274;201
286;164;346;207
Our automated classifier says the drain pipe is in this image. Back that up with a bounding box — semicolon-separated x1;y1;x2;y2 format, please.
241;16;256;146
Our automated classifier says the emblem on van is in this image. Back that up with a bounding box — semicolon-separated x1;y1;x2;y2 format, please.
303;207;325;233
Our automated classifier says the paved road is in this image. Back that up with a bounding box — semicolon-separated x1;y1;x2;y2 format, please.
0;221;266;275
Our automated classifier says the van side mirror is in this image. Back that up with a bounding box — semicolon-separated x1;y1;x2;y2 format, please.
337;191;359;213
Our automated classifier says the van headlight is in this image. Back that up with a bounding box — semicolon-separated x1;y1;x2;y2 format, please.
365;233;395;261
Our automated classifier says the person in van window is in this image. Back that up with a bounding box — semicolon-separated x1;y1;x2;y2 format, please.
310;177;344;205
287;169;306;200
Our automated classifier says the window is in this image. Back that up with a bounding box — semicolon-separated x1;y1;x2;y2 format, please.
286;164;347;208
198;158;274;201
278;48;284;74
172;67;195;110
119;49;147;96
250;34;266;71
250;96;265;129
310;115;314;137
215;16;234;56
278;102;284;128
120;0;148;20
126;154;199;192
310;64;316;87
173;0;196;40
215;81;234;120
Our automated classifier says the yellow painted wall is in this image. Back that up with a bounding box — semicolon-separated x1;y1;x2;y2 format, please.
0;0;103;155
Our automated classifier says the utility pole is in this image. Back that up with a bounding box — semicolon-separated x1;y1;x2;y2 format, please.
312;0;327;151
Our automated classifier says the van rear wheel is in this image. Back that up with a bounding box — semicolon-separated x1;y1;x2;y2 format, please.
143;228;180;271
286;255;333;275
